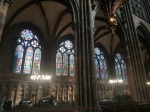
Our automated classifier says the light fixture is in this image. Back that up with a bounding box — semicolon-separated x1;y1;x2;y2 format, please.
147;82;150;85
31;75;51;81
100;0;128;34
109;79;123;84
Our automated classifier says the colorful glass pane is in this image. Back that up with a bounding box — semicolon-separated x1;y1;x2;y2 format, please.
94;48;100;55
31;40;39;48
115;53;127;80
69;55;74;76
94;47;108;79
60;46;66;53
56;40;74;77
63;54;68;76
56;52;62;76
13;29;41;75
21;29;34;40
23;47;33;74
65;40;73;49
95;59;100;78
33;48;41;74
14;45;24;73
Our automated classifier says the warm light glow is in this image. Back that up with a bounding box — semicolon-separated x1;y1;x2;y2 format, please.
147;82;150;85
31;75;51;81
109;79;123;84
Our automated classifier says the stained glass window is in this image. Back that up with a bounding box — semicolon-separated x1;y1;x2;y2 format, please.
94;47;108;79
13;29;41;74
56;40;74;76
115;53;127;80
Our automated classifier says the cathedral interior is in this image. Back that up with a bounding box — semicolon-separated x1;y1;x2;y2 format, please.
0;0;150;111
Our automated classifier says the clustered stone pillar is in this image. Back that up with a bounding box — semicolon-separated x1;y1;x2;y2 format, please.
74;0;98;109
0;0;12;42
124;2;149;101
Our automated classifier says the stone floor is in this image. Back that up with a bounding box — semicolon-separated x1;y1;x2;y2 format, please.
4;103;74;112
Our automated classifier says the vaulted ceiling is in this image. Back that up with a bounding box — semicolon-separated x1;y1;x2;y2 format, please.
5;0;122;55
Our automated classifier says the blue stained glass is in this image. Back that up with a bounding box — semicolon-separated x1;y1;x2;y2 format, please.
33;48;41;74
94;47;108;79
21;29;33;40
94;48;100;55
63;54;68;76
23;47;33;74
69;55;74;76
34;35;39;41
60;46;66;53
56;52;62;76
65;40;73;49
115;53;127;80
13;29;41;75
14;45;24;73
56;40;74;76
94;48;108;79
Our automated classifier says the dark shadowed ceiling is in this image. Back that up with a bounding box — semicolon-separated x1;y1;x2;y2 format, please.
5;0;122;55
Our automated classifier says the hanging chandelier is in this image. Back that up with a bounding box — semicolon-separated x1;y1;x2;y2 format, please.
100;0;128;34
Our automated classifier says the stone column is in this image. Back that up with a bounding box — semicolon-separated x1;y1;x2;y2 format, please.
67;86;69;102
75;0;98;109
124;2;148;101
35;85;39;103
55;86;58;101
13;83;18;106
29;84;33;102
21;84;25;100
62;86;64;101
0;0;13;42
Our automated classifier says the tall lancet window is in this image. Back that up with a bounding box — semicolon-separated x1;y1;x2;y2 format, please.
13;29;41;74
94;47;108;79
56;40;74;76
115;53;127;80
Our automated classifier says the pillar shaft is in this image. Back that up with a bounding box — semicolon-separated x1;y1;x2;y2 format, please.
0;0;12;42
124;2;148;101
75;0;98;108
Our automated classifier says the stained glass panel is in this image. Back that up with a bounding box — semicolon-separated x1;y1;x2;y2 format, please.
56;40;74;76
33;48;41;74
94;47;108;79
63;54;68;76
23;47;33;74
13;29;41;75
115;53;127;80
65;40;73;49
95;59;100;78
21;29;34;40
69;55;74;76
14;45;24;73
56;52;62;76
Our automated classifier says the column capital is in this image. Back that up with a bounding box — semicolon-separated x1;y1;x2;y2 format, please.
4;0;13;6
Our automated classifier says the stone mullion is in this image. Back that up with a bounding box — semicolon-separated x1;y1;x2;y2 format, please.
124;2;147;101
